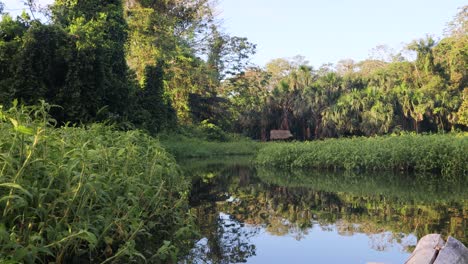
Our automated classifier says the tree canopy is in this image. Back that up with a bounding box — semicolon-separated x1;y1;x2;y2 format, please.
0;2;466;139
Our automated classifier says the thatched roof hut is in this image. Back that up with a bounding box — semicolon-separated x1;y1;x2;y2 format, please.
270;130;293;141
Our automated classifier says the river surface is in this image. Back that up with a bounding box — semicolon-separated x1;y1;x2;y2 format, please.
179;157;467;264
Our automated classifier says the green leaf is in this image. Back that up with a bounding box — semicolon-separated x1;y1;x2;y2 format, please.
77;231;98;249
0;183;33;199
0;195;27;205
9;118;18;128
15;125;34;135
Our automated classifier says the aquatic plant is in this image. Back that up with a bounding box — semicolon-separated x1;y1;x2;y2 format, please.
255;134;468;176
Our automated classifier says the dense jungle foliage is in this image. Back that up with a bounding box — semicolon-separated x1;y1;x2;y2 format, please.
0;2;466;139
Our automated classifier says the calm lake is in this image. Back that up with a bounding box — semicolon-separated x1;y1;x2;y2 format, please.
179;157;467;264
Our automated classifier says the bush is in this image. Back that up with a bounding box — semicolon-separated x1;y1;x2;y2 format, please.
0;102;194;263
199;120;227;141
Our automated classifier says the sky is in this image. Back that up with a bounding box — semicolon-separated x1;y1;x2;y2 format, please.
2;0;466;68
217;0;466;67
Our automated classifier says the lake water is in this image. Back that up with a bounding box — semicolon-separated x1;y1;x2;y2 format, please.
180;157;467;264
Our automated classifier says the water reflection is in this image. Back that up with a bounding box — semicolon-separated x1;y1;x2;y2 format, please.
180;157;468;263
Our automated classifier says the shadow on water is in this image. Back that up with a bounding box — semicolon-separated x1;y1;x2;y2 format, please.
179;156;468;264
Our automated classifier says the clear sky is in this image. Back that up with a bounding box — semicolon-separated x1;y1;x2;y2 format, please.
217;0;466;67
2;0;466;68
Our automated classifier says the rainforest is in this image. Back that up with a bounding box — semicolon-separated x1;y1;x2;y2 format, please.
0;1;467;263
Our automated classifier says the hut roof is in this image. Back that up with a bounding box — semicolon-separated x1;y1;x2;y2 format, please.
270;130;293;140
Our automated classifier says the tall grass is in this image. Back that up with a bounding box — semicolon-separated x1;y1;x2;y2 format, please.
255;134;468;176
0;102;194;263
159;134;259;159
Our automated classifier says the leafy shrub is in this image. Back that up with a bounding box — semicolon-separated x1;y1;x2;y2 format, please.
199;120;227;141
0;102;194;263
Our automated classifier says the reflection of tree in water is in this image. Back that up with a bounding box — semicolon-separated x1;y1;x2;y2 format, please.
182;159;468;262
182;209;258;263
255;167;468;245
183;162;259;263
366;232;417;252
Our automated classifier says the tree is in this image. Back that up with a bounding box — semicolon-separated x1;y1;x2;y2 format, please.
222;68;271;139
10;23;73;121
456;88;468;126
134;63;176;134
444;5;467;37
51;0;132;122
336;59;356;76
206;25;256;80
0;13;29;103
408;36;437;77
304;72;343;138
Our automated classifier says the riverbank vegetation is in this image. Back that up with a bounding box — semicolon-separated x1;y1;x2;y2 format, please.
256;133;467;176
0;103;194;263
158;122;259;158
0;0;467;262
160;133;258;159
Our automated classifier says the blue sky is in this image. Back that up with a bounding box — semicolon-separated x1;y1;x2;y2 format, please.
217;0;466;67
3;0;465;67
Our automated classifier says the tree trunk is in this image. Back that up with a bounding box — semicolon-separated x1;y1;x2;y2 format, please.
315;116;322;139
280;111;289;130
302;120;306;140
261;127;267;142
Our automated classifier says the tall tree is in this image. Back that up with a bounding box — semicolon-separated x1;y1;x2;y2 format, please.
52;0;131;121
133;63;176;133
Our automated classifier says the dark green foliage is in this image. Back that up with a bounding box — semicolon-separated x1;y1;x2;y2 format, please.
53;0;131;122
0;103;195;263
0;0;147;125
132;63;177;134
0;14;29;102
10;23;73;118
0;2;133;124
0;0;251;133
189;92;231;128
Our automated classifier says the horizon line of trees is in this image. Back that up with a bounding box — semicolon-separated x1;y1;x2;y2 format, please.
0;1;466;140
222;6;467;140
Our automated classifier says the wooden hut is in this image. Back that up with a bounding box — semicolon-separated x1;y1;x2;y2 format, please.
269;130;293;141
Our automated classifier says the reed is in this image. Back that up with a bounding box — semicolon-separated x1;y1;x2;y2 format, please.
255;133;468;176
